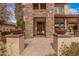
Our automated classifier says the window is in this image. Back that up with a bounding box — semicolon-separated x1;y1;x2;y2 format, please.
40;3;46;9
54;7;64;14
33;3;46;9
55;23;65;28
33;3;39;9
59;7;64;14
54;7;58;14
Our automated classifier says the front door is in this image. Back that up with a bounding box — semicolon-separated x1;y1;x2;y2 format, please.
33;17;46;36
37;22;45;35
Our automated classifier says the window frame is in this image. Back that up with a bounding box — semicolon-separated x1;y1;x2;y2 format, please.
40;3;46;9
33;3;46;10
54;7;64;14
33;3;39;9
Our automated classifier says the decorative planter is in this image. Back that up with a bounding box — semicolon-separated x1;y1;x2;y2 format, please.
55;28;67;34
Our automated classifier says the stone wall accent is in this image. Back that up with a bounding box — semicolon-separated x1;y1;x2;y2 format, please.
6;34;24;56
23;3;54;38
24;4;33;38
46;4;54;38
33;10;48;17
15;3;23;21
0;36;1;41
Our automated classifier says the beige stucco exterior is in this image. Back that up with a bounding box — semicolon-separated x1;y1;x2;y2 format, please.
58;37;79;55
6;34;24;56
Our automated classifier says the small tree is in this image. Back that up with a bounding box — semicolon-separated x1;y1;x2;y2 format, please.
17;19;25;31
61;42;79;56
15;3;25;31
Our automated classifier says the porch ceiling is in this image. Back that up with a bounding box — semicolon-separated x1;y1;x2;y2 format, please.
55;18;78;23
55;14;79;23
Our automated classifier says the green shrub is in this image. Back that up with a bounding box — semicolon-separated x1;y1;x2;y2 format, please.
0;44;6;56
1;31;11;36
61;42;79;56
17;19;25;31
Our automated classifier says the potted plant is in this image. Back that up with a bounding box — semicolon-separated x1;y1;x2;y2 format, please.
55;28;67;34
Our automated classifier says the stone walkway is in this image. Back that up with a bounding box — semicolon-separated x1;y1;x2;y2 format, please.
21;37;56;56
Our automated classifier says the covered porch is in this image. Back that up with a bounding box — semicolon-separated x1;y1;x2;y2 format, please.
55;14;79;36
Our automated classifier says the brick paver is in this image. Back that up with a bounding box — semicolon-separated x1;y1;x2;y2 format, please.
21;37;56;56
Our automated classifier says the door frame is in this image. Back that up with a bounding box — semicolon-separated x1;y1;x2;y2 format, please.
37;22;45;35
33;17;46;36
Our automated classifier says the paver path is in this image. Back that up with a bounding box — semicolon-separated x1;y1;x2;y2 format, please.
21;37;56;56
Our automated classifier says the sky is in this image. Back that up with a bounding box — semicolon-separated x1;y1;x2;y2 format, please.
68;3;79;14
7;3;16;24
7;3;79;24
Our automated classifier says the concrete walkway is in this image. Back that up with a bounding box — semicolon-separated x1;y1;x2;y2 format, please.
21;37;56;56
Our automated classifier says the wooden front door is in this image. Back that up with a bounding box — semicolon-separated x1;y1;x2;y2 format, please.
33;17;46;36
37;22;45;35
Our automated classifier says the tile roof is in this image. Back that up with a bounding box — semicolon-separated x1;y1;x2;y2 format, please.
55;14;79;18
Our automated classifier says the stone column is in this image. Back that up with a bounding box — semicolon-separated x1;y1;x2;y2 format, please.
64;18;68;30
75;19;79;36
6;34;24;56
24;4;33;38
46;3;54;38
77;19;79;30
64;18;68;35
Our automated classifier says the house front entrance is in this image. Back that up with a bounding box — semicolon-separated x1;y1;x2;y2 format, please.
37;22;45;35
33;17;46;36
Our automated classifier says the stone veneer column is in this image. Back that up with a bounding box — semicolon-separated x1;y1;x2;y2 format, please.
24;4;33;38
64;18;69;35
75;19;79;36
46;4;54;38
65;18;68;30
64;4;68;15
77;19;79;30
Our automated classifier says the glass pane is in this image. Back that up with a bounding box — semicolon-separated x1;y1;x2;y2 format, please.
40;3;46;9
33;3;39;9
54;7;64;14
54;7;58;14
59;7;64;14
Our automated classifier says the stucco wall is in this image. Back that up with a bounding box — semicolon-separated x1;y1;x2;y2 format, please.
6;34;24;56
58;37;79;56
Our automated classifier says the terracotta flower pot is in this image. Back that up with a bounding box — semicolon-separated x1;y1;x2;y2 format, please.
55;28;67;34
